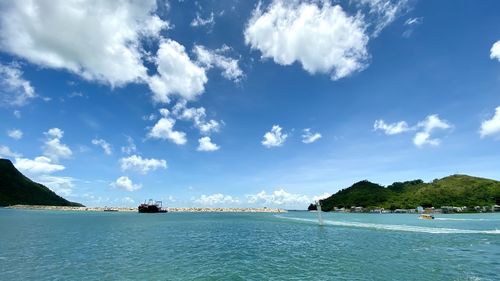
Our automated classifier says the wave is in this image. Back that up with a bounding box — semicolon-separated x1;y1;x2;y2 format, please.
276;216;500;235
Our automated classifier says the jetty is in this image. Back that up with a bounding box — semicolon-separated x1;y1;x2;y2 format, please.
5;205;287;213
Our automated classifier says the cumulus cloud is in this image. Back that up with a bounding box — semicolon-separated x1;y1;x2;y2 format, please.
91;138;112;155
262;125;287;148
0;63;36;106
480;106;500;138
193;193;239;205
193;45;244;82
197;137;219;152
121;136;137;154
245;1;369;80
45;128;63;139
0;145;21;158
172;100;222;135
246;189;330;206
38;175;75;197
43;128;72;161
413;115;451;147
491;41;500;62
0;0;168;87
148;39;207;103
147;108;187;145
14;156;65;174
373;120;411;135
7;129;23;140
374;115;452;147
111;176;142;192
302;128;322;144
120;155;167;174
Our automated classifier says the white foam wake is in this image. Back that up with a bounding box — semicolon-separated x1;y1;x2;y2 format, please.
276;216;500;234
434;217;500;221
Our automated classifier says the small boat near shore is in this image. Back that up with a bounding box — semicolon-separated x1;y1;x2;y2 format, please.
419;214;435;220
138;199;167;213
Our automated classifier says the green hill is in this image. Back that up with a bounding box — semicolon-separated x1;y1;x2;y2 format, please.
311;175;500;211
0;158;83;207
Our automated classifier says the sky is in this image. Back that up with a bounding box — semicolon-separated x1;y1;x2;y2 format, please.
1;0;500;209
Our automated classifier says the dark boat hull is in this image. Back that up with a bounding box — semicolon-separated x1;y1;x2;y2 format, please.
138;204;167;213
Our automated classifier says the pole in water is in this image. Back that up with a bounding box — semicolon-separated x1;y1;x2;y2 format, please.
316;201;324;226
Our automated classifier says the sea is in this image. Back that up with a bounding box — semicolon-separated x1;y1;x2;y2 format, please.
0;208;499;280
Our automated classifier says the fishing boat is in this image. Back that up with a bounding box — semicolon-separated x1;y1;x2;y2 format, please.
138;199;167;213
419;214;434;220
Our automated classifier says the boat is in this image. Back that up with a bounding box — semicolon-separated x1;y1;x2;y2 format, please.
138;199;167;213
419;214;434;220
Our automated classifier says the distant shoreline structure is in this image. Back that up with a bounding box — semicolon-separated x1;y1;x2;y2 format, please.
4;205;287;213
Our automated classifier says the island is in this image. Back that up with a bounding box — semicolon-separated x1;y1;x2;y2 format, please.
309;175;500;213
0;159;83;207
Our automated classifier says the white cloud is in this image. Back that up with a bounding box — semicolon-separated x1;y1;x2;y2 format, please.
7;129;23;140
91;138;112;155
14;156;65;174
480;106;500;138
373;119;411;135
45;128;63;139
413;115;451;147
312;192;331;202
193;45;244;82
197;137;220;152
356;0;410;37
147;109;187;145
402;16;423;38
0;0;168;87
191;12;215;28
491;40;500;62
246;189;328;207
172;100;222;135
120;155;167;174
121;136;137;154
194;193;239;205
374;115;452;147
244;1;369;80
148;39;207;103
262;125;287;148
38;175;75;197
111;176;142;192
0;145;21;158
0;63;36;106
302;128;322;144
67;91;87;98
405;17;423;26
43;128;72;161
13;110;21;118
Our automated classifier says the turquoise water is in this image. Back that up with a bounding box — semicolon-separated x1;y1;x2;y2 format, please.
0;209;499;280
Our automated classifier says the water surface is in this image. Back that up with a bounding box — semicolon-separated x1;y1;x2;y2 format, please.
0;209;499;280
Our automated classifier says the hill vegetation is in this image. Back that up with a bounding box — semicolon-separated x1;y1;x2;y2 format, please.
0;158;83;207
310;175;500;211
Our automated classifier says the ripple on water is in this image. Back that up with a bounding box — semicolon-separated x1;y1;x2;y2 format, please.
0;210;499;280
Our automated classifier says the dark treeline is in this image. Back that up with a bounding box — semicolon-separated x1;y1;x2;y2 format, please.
309;175;500;211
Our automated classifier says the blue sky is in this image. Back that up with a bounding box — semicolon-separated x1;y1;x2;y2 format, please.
1;0;500;208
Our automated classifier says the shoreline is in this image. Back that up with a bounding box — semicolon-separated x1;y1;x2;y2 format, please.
4;205;287;213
